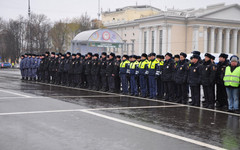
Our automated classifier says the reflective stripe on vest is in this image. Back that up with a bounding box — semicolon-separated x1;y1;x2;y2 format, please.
120;60;130;68
130;61;139;69
148;59;159;69
223;66;240;87
138;60;149;69
160;61;164;66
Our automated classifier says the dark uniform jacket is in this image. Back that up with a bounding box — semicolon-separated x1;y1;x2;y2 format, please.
54;57;60;72
106;58;115;77
84;58;92;75
200;60;216;86
175;59;189;84
100;58;107;76
91;59;101;75
64;57;71;72
69;58;76;74
162;58;175;82
58;58;65;73
48;57;55;72
39;58;45;72
187;62;201;86
43;56;50;71
74;58;82;74
216;60;229;85
114;60;121;77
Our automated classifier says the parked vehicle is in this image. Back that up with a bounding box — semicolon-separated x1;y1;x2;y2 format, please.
1;62;12;68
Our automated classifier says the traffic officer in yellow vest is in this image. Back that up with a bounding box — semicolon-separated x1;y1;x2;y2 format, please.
138;53;149;98
148;53;160;99
223;55;240;113
119;55;130;95
156;55;164;98
129;55;139;96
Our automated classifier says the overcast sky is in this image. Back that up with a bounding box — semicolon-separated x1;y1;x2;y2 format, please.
0;0;239;22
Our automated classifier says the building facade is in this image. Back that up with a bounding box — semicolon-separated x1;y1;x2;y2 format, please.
102;5;161;26
105;3;240;56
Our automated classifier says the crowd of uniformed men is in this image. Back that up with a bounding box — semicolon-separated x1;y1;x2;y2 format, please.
19;51;240;112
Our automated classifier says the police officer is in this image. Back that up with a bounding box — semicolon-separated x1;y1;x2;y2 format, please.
114;55;121;93
156;55;164;98
39;54;45;82
43;52;50;83
36;55;41;81
106;53;116;93
84;52;93;89
138;53;149;98
22;53;28;80
200;53;216;109
49;52;56;83
91;53;101;90
175;52;188;104
162;53;175;101
100;52;108;91
120;55;130;95
20;55;25;80
74;53;82;87
148;53;159;99
31;54;38;81
129;55;139;96
53;53;61;84
188;54;201;107
69;54;76;87
216;53;229;108
58;54;65;85
26;54;32;80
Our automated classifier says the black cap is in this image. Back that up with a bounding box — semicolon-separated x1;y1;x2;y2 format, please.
76;53;81;56
150;53;156;57
210;55;215;60
180;52;187;58
51;52;55;55
165;52;173;58
93;53;99;58
156;55;161;58
41;54;45;57
174;54;180;59
59;53;62;56
116;55;121;59
45;51;50;55
66;52;71;55
123;55;129;59
131;55;137;59
204;53;212;58
72;53;76;56
141;53;147;58
192;51;200;56
87;52;93;56
219;53;228;59
102;52;107;56
110;53;115;57
192;54;200;59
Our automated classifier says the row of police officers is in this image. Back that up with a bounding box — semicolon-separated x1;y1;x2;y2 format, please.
20;51;232;109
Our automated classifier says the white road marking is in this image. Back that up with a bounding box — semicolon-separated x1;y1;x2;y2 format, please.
81;110;226;150
34;81;240;117
0;89;31;98
50;95;119;98
0;105;183;116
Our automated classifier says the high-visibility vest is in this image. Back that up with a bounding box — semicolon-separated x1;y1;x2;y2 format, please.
160;61;164;66
148;59;159;69
130;61;139;69
138;59;149;69
120;60;130;68
223;66;240;87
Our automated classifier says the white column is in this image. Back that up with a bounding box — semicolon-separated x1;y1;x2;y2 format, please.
192;26;199;51
203;26;208;53
217;28;223;53
232;29;238;54
167;25;172;52
138;28;143;54
210;27;215;53
154;26;158;54
162;25;167;54
225;28;230;53
146;27;151;54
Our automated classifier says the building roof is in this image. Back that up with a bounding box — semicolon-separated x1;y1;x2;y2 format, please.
102;5;161;15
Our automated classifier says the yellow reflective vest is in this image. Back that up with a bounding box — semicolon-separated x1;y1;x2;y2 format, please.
223;66;240;87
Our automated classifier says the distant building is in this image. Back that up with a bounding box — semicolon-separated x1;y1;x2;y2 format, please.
102;5;161;26
105;3;240;56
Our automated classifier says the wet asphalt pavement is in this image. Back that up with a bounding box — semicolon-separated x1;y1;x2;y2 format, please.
0;69;239;150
